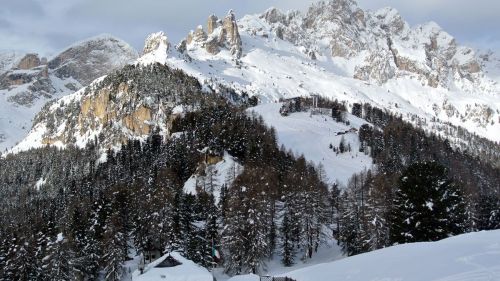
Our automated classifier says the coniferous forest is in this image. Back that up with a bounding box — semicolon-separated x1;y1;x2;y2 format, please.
0;67;499;280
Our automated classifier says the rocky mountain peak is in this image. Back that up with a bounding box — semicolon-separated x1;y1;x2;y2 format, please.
0;35;138;151
207;14;219;35
373;7;408;35
184;10;242;59
49;35;138;86
254;0;491;91
138;32;171;65
143;31;170;55
262;7;286;24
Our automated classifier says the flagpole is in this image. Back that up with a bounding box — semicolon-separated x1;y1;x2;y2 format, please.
212;237;215;278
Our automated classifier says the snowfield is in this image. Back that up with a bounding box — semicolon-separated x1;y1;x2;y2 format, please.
220;230;500;281
273;230;500;281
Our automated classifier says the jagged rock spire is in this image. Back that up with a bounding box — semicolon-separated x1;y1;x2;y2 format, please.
142;32;170;55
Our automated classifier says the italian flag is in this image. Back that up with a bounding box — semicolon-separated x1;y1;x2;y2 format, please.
212;246;220;260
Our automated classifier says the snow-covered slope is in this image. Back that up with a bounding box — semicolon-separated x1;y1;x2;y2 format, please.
0;35;138;151
161;2;499;144
279;230;500;281
225;230;500;281
183;151;243;202
251;103;372;185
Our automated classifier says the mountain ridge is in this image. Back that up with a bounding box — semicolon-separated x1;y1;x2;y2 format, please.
5;0;500;159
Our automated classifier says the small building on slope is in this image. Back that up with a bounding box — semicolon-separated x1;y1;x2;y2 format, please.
133;252;215;281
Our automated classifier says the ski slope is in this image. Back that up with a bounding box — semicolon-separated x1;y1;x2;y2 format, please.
250;103;373;185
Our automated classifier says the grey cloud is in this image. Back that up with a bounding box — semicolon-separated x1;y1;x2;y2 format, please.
0;18;12;29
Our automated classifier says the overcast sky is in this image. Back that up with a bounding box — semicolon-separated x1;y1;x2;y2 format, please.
1;0;499;56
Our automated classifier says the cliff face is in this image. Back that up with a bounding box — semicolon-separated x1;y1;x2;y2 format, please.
16;59;207;152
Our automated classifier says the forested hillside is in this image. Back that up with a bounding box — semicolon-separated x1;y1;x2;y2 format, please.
0;65;498;280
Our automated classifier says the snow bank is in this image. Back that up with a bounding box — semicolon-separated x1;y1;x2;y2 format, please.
279;230;500;281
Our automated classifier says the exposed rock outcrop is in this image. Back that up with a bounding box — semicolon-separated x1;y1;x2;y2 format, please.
186;10;243;59
20;62;210;151
143;32;169;55
0;35;138;150
207;15;219;35
223;10;243;58
205;37;220;55
16;54;41;70
193;26;208;42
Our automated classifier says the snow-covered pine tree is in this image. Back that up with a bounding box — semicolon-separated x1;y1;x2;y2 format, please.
4;236;37;280
280;211;296;266
364;174;391;250
103;188;129;281
103;216;126;281
475;194;500;230
284;157;329;260
194;191;219;267
45;233;72;281
337;189;363;256
390;161;467;244
223;166;273;274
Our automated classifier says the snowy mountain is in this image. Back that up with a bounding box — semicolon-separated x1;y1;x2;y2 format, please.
226;230;500;281
0;35;138;150
0;2;498;278
166;1;499;143
7;1;500;160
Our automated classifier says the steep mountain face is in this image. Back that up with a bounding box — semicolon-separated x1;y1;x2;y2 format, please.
0;35;138;150
0;51;26;75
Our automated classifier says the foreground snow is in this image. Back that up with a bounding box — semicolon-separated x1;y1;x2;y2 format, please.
275;230;500;281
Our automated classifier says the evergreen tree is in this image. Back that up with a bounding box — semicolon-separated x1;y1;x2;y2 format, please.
390;162;467;244
280;212;296;266
352;103;362;118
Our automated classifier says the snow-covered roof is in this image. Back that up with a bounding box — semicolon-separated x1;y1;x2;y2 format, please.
132;252;213;281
